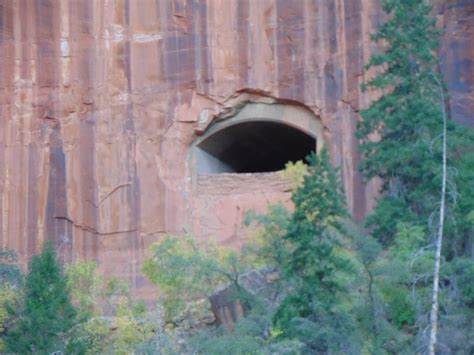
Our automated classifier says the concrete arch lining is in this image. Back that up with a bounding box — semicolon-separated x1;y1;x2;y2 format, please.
194;103;324;149
191;102;324;175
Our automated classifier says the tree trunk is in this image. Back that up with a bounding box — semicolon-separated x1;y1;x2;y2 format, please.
428;74;447;355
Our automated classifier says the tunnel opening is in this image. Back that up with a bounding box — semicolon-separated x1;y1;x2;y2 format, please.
195;121;316;174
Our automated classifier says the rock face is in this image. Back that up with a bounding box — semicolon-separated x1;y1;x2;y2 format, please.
209;268;280;330
436;0;474;128
0;0;472;299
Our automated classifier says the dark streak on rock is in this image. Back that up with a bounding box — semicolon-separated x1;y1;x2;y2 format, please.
45;126;71;261
27;143;39;256
237;0;249;88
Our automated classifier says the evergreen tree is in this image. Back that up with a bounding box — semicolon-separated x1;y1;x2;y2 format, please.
5;242;79;353
358;0;474;352
357;0;474;247
273;148;356;352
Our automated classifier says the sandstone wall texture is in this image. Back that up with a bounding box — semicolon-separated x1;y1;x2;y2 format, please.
0;0;472;299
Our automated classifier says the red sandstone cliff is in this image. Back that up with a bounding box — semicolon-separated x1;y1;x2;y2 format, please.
0;0;472;298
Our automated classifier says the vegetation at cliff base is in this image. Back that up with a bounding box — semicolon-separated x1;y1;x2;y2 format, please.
5;242;79;353
271;149;356;352
0;0;472;353
357;0;474;352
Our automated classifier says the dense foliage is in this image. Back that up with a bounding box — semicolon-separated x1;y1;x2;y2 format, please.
272;149;356;352
356;0;474;352
0;251;22;352
143;235;256;325
5;243;79;353
357;0;474;247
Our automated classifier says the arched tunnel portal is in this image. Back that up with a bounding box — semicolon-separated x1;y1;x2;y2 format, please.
193;103;324;175
195;120;316;174
190;102;325;246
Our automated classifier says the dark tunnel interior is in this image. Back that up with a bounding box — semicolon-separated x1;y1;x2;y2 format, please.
195;121;316;174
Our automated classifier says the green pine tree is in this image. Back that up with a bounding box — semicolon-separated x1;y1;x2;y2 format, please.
5;242;80;353
358;0;474;352
357;0;474;247
273;148;356;352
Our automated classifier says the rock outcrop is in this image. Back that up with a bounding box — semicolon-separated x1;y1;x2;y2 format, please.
0;0;472;299
210;268;280;330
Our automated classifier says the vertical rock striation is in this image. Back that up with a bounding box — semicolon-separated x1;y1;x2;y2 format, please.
0;0;472;298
